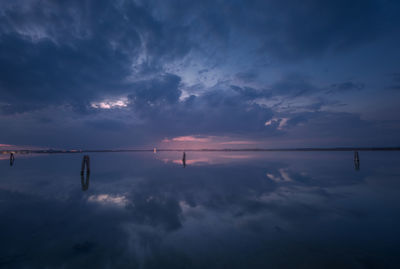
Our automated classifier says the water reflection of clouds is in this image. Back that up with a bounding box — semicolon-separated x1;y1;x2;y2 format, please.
88;194;128;207
266;168;293;182
0;152;400;268
156;151;262;166
0;153;40;160
170;158;209;165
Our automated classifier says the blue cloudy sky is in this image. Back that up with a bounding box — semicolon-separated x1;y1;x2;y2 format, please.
0;0;400;149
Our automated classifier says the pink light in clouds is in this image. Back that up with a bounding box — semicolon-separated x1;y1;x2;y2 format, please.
0;143;45;150
160;135;266;149
0;144;14;147
162;136;211;143
219;140;258;145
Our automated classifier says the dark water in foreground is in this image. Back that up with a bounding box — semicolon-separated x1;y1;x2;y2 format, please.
1;151;400;268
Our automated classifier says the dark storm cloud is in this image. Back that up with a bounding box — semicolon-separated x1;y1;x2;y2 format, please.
386;73;400;90
280;110;397;147
0;33;132;113
127;77;274;137
235;71;258;83
0;0;191;114
0;0;399;147
253;0;386;60
129;74;182;112
121;74;379;145
0;0;397;110
86;118;128;131
268;74;318;97
126;194;183;231
241;75;362;107
286;116;309;127
287;111;369;131
232;74;325;100
230;85;271;100
145;0;398;61
303;98;346;112
327;82;365;94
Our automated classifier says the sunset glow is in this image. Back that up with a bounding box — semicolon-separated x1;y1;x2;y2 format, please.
1;1;400;268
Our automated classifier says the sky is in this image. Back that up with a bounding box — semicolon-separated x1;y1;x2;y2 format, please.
0;0;400;149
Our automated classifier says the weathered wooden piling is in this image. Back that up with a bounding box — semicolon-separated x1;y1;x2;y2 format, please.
182;152;186;168
81;155;90;175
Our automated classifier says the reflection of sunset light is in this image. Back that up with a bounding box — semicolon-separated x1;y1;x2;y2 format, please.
265;117;288;130
0;154;12;160
179;200;192;212
171;158;210;165
266;169;292;182
179;200;202;215
88;194;128;207
157;151;265;166
219;154;254;159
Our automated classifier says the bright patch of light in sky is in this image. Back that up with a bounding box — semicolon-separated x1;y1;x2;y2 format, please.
91;97;129;109
265;118;289;130
162;136;211;143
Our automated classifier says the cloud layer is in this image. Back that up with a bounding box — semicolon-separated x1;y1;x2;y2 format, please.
0;0;400;148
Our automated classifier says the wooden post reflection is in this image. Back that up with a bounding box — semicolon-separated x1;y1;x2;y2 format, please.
81;173;90;191
182;152;186;168
354;151;360;171
9;153;15;166
80;155;90;191
81;155;90;175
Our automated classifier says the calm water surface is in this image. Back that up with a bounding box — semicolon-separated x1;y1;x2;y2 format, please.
1;151;400;268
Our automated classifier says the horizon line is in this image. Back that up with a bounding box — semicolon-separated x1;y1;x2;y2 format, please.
2;146;400;154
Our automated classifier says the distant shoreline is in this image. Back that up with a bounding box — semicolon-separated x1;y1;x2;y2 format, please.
2;147;400;154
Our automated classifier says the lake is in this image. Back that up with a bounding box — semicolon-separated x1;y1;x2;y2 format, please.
1;151;400;268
